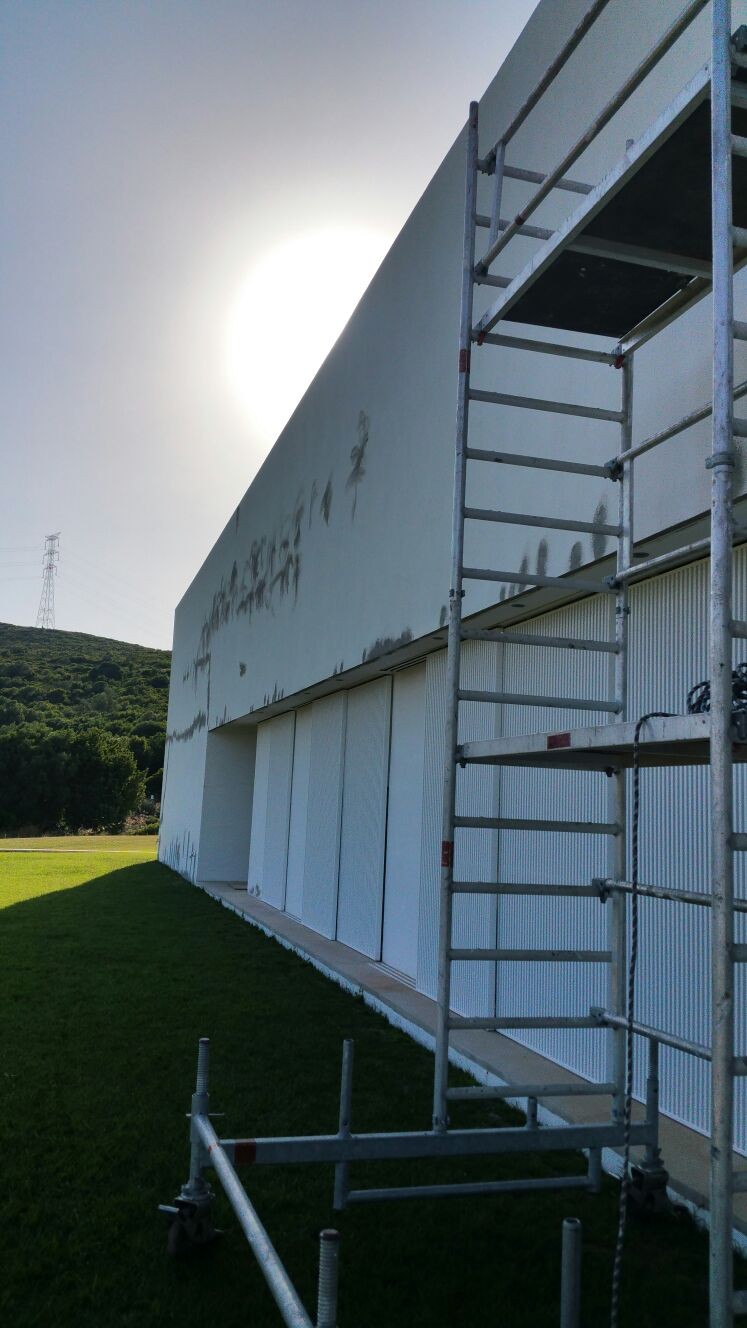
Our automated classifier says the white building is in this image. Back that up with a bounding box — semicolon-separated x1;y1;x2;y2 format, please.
160;0;747;1169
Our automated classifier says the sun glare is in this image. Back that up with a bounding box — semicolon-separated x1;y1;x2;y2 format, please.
225;227;391;447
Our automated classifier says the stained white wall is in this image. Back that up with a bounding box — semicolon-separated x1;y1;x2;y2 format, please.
162;0;747;876
382;665;427;978
159;0;747;1151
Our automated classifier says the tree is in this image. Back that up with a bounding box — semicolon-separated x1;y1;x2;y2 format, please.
63;729;145;831
0;726;145;834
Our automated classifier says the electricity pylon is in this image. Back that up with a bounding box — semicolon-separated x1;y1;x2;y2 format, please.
35;533;60;629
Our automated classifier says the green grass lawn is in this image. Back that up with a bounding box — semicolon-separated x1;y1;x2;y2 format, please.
0;833;158;853
0;850;742;1326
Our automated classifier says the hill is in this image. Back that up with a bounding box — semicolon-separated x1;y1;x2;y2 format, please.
0;623;170;833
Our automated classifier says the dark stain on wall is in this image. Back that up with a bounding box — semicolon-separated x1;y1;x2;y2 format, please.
362;629;413;663
161;829;197;881
166;710;207;744
591;497;609;561
185;426;365;688
346;410;369;518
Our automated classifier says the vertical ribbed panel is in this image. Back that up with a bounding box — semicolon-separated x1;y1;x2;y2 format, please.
247;714;294;908
417;642;500;1014
497;595;613;1083
247;721;271;897
261;712;295;908
336;677;392;958
626;550;747;1149
302;692;347;939
383;664;427;979
285;706;312;919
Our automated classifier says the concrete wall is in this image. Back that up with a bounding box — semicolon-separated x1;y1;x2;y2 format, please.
161;0;747;877
197;725;256;883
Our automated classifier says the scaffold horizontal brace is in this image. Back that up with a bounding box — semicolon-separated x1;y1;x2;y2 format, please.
446;1081;616;1100
218;1121;651;1166
448;947;612;962
460;626;619;652
345;1174;594;1204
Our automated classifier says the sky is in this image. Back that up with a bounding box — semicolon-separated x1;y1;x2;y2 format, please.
0;0;540;650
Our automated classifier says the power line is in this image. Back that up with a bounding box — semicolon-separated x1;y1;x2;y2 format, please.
35;533;60;629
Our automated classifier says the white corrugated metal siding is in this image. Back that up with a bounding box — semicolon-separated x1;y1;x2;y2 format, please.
242;550;747;1150
247;713;294;908
285;705;312;919
382;664;427;979
263;712;296;908
301;692;347;939
336;677;392;958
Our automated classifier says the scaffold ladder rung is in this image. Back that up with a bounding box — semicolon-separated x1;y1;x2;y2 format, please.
454;815;620;835
467;387;624;422
464;446;615;477
462;566;615;593
462;505;621;535
476;330;618;363
459;626;619;652
457;687;620;712
448;947;612;962
450;881;601;897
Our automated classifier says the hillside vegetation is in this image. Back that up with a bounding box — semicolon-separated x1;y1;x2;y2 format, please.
0;622;170;834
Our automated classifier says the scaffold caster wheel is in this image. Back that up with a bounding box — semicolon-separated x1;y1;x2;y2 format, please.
629;1162;670;1215
158;1192;221;1257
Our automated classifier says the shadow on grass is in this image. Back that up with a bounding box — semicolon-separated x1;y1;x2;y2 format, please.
0;861;739;1326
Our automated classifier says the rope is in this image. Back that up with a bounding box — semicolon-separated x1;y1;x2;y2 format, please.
609;710;671;1328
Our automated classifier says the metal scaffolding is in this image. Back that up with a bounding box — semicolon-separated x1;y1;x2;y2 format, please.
438;1;747;1323
163;3;747;1323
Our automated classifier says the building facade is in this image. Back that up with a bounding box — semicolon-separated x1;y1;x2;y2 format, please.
160;0;747;1151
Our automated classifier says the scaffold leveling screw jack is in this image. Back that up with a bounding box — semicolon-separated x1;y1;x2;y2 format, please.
158;1036;220;1255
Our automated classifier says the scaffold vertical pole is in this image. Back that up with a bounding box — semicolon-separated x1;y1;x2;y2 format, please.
709;2;736;1324
433;99;479;1132
608;354;634;1129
